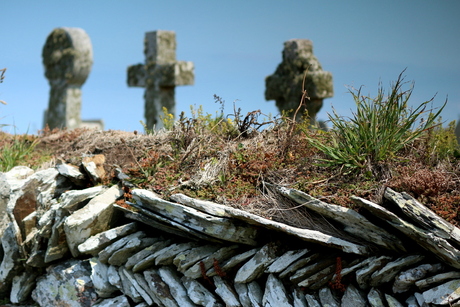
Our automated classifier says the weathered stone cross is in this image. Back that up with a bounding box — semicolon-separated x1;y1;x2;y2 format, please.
127;30;194;130
42;27;103;130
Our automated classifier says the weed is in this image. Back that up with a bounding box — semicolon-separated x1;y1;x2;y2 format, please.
0;68;6;106
306;70;446;176
0;133;40;172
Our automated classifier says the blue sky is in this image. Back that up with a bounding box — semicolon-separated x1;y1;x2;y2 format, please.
1;1;459;134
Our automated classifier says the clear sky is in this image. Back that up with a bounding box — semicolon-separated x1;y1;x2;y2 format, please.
1;0;459;134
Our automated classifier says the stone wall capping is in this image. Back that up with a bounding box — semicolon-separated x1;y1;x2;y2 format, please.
2;160;460;305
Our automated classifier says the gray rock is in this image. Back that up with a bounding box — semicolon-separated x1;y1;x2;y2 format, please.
92;295;130;307
279;253;321;279
107;265;123;291
183;276;223;307
59;185;106;212
183;244;240;279
143;268;178;307
385;294;404;307
120;267;155;306
89;257;118;298
247;280;264;306
341;284;367;307
290;256;336;284
415;271;460;289
65;185;123;257
0;223;22;295
414;292;428;307
234;282;252;307
108;236;157;266
318;286;340;307
132;189;259;245
118;267;143;303
207;247;259;277
305;293;321;307
78;222;138;256
10;270;38;304
213;275;241;307
173;244;221;273
56;160;86;186
355;256;393;289
367;288;385;307
298;264;335;289
172;193;369;255
292;287;308;307
154;242;197;266
158;266;195;306
82;155;106;184
370;255;425;287
131;239;173;272
275;185;405;252
37;204;57;238
98;230;146;263
422;279;460;305
44;208;69;263
133;272;163;307
234;243;278;283
124;238;162;270
393;263;443;293
405;295;419;307
265;248;310;274
262;274;293;307
32;259;97;307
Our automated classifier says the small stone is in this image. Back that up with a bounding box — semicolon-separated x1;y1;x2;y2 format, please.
124;238;162;270
265;248;310;274
92;295;130;307
143;268;178;307
182;276;223;307
385;294;404;307
133;273;163;306
355;256;393;289
214;275;241;307
422;279;460;305
207;247;259;277
45;208;69;263
415;271;460;290
291;287;308;307
367;288;385;307
0;223;21;295
279;253;320;279
108;237;157;266
290;256;335;284
298;264;335;289
158;266;195;307
10;271;38;304
234;243;278;283
262;274;293;307
234;282;251;307
154;242;197;266
341;284;367;307
120;267;155;306
98;231;146;263
82;154;106;184
78;222;138;256
318;287;339;307
406;295;419;307
107;265;123;291
173;244;220;273
59;185;106;212
131;239;173;272
56;160;86;186
305;293;321;307
89;257;118;298
118;267;143;303
393;263;443;293
370;255;425;287
414;292;429;307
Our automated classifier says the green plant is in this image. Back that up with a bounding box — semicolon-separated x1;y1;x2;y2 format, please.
0;134;39;172
424;119;460;161
306;70;446;175
0;68;6;105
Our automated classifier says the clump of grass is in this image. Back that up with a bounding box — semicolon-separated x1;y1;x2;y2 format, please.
306;70;447;176
0;134;40;172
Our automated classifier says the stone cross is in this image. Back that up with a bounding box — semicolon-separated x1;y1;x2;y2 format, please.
42;27;103;130
265;39;333;125
127;30;194;130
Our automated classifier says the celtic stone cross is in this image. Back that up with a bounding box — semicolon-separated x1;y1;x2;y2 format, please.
127;30;194;130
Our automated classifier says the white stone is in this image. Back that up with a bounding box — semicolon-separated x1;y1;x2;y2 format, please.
422;279;460;305
213;275;241;307
10;270;38;304
59;185;106;211
143;268;178;307
182;276;223;307
158;266;195;307
262;274;293;307
89;257;118;298
265;248;310;274
0;223;21;294
234;243;277;283
92;295;130;307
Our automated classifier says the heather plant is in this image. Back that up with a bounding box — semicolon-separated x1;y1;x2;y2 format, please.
306;70;447;175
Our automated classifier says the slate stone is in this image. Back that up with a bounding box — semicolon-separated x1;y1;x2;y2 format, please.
292;287;308;307
143;268;178;307
265;248;310;274
78;222;138;256
158;266;195;307
290;256;336;284
422;279;460;305
341;284;367;307
318;286;340;307
92;295;130;307
183;244;240;279
89;257;118;298
182;276;223;307
234;282;252;307
173;244;221;273
393;263;443;293
82;154;106;184
415;271;460;290
385;294;405;307
118;267;143;303
124;238;162;270
214;275;241;307
154;242;197;266
32;259;97;307
370;255;425;287
406;295;419;307
120;267;154;306
367;288;385;307
207;247;259;277
59;185;106;212
131;239;173;273
0;223;21;295
262;274;293;307
98;231;146;263
56;160;86;186
10;270;38;304
355;256;393;289
65;185;123;257
107;265;123;292
108;236;157;266
305;293;321;307
234;243;278;283
297;264;335;289
279;253;321;279
45;208;69;263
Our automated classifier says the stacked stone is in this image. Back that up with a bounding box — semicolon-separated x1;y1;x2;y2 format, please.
1;158;460;306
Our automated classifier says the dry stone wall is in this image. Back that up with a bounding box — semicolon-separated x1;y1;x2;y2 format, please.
1;156;460;306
